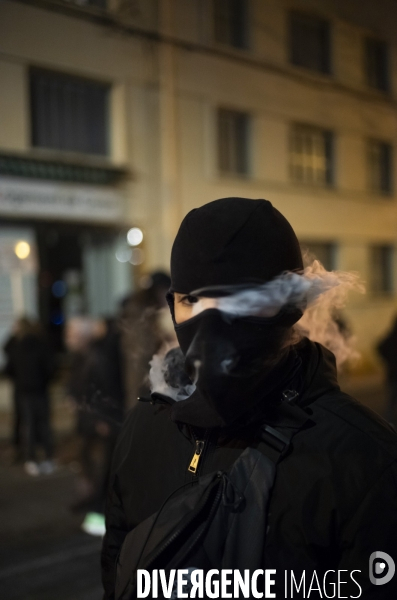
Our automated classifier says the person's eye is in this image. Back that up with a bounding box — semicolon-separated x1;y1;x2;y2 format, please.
180;295;199;306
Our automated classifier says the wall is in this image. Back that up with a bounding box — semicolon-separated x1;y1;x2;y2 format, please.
1;0;397;370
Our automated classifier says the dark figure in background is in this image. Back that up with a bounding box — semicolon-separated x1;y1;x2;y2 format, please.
3;323;23;460
84;318;125;505
5;318;55;476
65;317;96;507
65;317;125;535
120;271;174;408
377;315;397;429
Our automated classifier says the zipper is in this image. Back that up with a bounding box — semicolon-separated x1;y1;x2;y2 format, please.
188;428;212;475
188;439;205;474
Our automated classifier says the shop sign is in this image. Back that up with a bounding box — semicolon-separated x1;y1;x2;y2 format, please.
0;176;124;222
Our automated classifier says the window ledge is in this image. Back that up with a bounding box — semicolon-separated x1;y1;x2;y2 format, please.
216;171;252;181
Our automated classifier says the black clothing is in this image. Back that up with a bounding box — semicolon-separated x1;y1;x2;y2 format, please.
3;335;22;449
5;333;54;394
170;198;303;294
173;307;300;428
22;392;53;461
67;327;125;512
114;422;303;600
102;340;397;599
5;333;54;461
11;391;22;450
67;329;124;436
84;332;125;428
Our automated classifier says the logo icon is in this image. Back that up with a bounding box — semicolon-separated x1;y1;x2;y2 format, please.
369;551;395;585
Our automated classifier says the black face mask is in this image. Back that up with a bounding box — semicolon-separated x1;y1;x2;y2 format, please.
167;198;305;428
171;308;296;428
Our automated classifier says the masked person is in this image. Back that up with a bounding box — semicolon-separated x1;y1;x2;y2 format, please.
102;198;397;600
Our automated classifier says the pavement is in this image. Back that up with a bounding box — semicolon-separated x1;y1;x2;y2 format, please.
0;443;103;600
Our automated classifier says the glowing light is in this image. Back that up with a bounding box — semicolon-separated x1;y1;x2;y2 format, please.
52;280;67;298
127;227;143;247
15;241;31;260
130;248;144;265
115;247;132;263
51;310;64;326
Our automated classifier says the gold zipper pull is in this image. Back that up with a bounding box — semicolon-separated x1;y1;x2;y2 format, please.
188;440;205;474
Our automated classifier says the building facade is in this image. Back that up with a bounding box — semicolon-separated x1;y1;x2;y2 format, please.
1;0;397;369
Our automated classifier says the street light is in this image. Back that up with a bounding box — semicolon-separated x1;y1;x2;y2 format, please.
14;241;31;260
127;227;143;247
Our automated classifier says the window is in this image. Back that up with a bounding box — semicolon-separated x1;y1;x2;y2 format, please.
365;38;389;92
289;11;331;74
368;140;393;195
217;108;250;175
30;69;109;155
300;241;336;271
290;124;334;186
370;245;394;294
213;0;248;49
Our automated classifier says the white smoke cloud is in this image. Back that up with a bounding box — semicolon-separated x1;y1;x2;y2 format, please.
190;265;362;321
149;348;196;402
293;260;365;366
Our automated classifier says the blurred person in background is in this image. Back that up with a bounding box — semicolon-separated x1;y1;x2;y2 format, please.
377;314;397;429
64;316;96;512
5;317;55;476
65;316;125;536
3;320;24;461
120;271;175;408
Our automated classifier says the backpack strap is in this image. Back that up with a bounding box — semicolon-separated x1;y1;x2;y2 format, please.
256;398;315;465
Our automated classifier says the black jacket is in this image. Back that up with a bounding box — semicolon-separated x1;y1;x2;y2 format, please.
102;341;397;599
5;333;54;394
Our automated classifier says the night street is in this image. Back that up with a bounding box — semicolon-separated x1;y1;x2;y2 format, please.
0;447;103;600
1;0;397;598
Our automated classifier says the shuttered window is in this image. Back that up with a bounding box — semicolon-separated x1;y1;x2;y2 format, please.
213;0;248;49
370;245;394;294
365;38;389;92
289;11;331;74
290;124;334;186
30;69;109;156
217;108;250;175
368;140;393;195
300;241;336;271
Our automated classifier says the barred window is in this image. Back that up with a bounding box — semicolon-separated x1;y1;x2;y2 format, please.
213;0;248;49
300;241;336;271
365;38;389;92
289;11;331;74
370;245;394;294
368;140;393;195
290;124;333;186
30;69;109;155
217;108;250;175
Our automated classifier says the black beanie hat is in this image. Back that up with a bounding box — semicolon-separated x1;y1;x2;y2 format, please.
170;198;303;293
